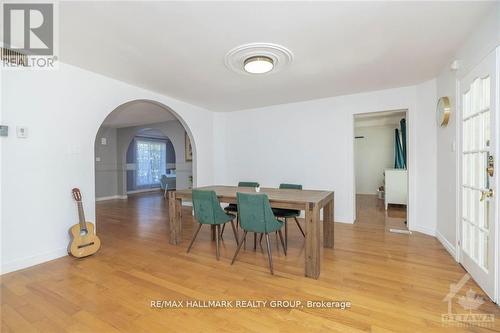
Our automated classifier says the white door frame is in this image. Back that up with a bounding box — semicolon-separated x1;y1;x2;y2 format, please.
455;47;499;303
352;109;413;231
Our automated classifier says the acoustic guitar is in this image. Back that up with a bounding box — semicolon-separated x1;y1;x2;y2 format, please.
68;188;101;258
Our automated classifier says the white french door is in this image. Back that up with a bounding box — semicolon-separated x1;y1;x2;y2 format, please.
135;138;167;188
459;49;498;301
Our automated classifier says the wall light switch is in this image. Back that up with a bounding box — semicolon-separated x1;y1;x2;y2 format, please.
95;157;101;162
101;137;107;145
16;126;28;138
451;141;456;152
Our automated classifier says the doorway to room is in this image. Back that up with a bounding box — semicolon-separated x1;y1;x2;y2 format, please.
94;100;195;203
353;110;409;232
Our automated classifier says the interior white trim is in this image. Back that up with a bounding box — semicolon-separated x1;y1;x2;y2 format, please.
96;195;128;202
437;229;458;261
127;188;162;194
410;225;436;237
1;247;68;275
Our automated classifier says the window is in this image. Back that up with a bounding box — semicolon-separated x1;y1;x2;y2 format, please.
135;138;167;188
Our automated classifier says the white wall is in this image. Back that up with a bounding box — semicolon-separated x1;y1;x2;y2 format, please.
354;125;399;195
435;5;500;257
1;62;216;274
95;126;119;198
214;82;437;233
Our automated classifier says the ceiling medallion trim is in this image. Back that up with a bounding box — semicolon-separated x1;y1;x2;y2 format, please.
224;43;293;76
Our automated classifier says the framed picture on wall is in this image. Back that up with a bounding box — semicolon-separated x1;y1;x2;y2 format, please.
185;132;193;161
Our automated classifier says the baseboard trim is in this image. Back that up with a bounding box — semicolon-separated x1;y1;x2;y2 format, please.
436;230;458;261
1;247;68;275
410;225;436;237
96;195;128;202
127;188;161;194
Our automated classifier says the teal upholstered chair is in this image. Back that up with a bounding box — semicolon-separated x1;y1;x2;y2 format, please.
187;190;239;260
231;193;285;274
224;181;260;215
272;184;305;250
221;181;260;238
160;175;168;198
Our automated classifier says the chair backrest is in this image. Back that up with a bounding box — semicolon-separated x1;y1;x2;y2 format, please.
192;190;225;225
238;181;260;188
160;175;168;190
279;183;302;190
237;193;281;233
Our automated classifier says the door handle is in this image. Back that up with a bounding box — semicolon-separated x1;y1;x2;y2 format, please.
480;189;494;201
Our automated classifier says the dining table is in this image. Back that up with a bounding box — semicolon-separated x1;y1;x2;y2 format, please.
168;185;334;279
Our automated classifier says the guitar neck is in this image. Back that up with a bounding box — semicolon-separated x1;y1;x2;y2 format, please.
77;201;87;231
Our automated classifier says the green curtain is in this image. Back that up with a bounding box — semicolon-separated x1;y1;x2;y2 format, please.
394;129;404;169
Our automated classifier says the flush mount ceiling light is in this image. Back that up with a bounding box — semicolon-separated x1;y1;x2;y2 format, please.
225;43;293;76
244;56;274;74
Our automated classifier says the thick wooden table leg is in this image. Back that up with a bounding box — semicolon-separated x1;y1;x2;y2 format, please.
168;191;182;245
323;196;334;248
305;202;320;279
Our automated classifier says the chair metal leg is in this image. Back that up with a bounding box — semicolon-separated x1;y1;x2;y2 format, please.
278;229;287;256
187;223;203;253
220;223;226;239
230;220;239;245
294;217;305;237
284;218;288;251
231;231;247;265
259;233;263;243
164;188;168;199
264;233;274;275
215;224;221;261
254;233;257;250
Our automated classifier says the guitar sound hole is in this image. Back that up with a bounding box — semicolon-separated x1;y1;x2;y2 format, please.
77;242;95;249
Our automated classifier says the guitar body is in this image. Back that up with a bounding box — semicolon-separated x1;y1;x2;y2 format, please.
68;222;101;258
69;188;101;258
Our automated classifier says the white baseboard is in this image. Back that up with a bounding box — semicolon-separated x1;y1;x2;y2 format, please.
1;247;68;275
436;230;458;261
333;216;354;224
410;225;436;237
127;188;161;194
96;195;128;202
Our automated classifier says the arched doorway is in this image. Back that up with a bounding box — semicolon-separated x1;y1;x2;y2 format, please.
94;100;196;202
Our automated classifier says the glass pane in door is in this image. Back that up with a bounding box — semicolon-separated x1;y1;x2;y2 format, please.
461;75;490;271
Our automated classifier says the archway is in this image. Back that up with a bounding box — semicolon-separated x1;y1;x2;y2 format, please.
94;100;196;202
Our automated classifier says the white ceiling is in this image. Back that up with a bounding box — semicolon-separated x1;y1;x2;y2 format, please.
102;101;176;128
60;1;494;112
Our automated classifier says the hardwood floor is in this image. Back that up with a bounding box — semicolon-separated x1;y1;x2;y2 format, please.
1;191;499;332
355;194;407;230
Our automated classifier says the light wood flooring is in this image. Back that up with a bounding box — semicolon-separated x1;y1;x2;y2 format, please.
1;191;499;332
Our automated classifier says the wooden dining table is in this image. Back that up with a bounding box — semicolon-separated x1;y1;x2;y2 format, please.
168;185;334;279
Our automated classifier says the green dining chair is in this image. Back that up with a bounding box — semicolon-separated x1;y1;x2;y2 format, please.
187;190;239;260
231;193;286;274
272;183;305;250
221;181;260;238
